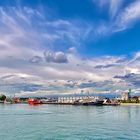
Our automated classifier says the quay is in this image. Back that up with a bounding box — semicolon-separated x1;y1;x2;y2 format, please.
0;93;120;106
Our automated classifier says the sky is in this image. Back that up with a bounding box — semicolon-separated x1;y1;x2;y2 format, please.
0;0;140;96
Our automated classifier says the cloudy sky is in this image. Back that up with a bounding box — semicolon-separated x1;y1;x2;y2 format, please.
0;0;140;96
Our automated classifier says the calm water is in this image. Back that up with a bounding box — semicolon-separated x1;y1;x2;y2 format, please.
0;104;140;140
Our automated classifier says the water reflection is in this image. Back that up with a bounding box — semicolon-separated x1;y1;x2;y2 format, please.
0;104;140;140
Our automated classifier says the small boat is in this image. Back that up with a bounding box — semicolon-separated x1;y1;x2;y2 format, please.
28;98;42;105
4;97;14;104
0;101;4;104
13;97;21;104
4;100;13;104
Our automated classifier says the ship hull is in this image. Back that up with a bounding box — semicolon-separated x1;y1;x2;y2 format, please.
73;100;104;106
82;101;104;106
28;99;42;105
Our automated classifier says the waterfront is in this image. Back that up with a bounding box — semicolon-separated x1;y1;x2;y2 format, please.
0;104;140;140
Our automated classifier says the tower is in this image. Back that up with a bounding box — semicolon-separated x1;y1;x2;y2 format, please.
128;88;131;99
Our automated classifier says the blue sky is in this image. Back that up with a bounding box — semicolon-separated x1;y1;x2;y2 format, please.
0;0;140;57
0;0;140;96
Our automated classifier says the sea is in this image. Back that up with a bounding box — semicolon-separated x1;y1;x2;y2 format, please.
0;104;140;140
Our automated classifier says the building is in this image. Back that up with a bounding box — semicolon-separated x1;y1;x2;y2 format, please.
130;96;139;103
121;92;130;100
121;89;131;101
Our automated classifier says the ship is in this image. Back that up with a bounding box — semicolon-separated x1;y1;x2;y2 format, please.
82;100;104;106
28;98;42;105
73;98;104;106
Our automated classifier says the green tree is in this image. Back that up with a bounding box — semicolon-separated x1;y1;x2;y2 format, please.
0;94;6;101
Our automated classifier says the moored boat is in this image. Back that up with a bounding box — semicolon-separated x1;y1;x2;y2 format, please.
73;98;104;106
4;97;14;104
82;100;104;106
28;98;42;105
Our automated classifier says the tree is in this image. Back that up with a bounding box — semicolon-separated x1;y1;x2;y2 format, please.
0;94;6;101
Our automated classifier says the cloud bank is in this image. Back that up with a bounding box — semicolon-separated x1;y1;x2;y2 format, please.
0;1;140;96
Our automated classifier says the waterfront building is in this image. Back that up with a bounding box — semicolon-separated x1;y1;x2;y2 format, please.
121;92;130;100
121;89;131;101
130;96;139;103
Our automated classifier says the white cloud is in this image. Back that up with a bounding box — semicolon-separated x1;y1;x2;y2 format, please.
44;51;68;63
0;6;91;61
93;0;124;18
1;5;140;95
0;51;140;95
92;0;140;35
116;0;140;31
109;0;124;18
67;47;77;54
29;56;43;64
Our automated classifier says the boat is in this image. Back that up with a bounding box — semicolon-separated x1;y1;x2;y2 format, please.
82;100;104;106
73;98;104;106
4;101;13;104
103;98;120;106
73;91;104;106
103;102;120;106
4;97;14;104
28;98;42;105
73;99;83;105
13;97;21;104
0;101;4;104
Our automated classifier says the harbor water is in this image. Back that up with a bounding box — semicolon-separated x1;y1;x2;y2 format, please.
0;104;140;140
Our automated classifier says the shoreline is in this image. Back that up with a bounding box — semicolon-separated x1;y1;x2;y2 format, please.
121;103;140;106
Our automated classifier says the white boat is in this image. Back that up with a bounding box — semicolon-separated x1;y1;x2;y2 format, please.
4;101;13;104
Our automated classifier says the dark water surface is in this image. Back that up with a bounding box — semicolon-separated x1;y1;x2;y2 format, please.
0;104;140;140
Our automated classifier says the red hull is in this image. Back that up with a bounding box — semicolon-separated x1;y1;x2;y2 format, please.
28;99;42;105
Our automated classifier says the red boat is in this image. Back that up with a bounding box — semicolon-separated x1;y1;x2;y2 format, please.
28;98;42;105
